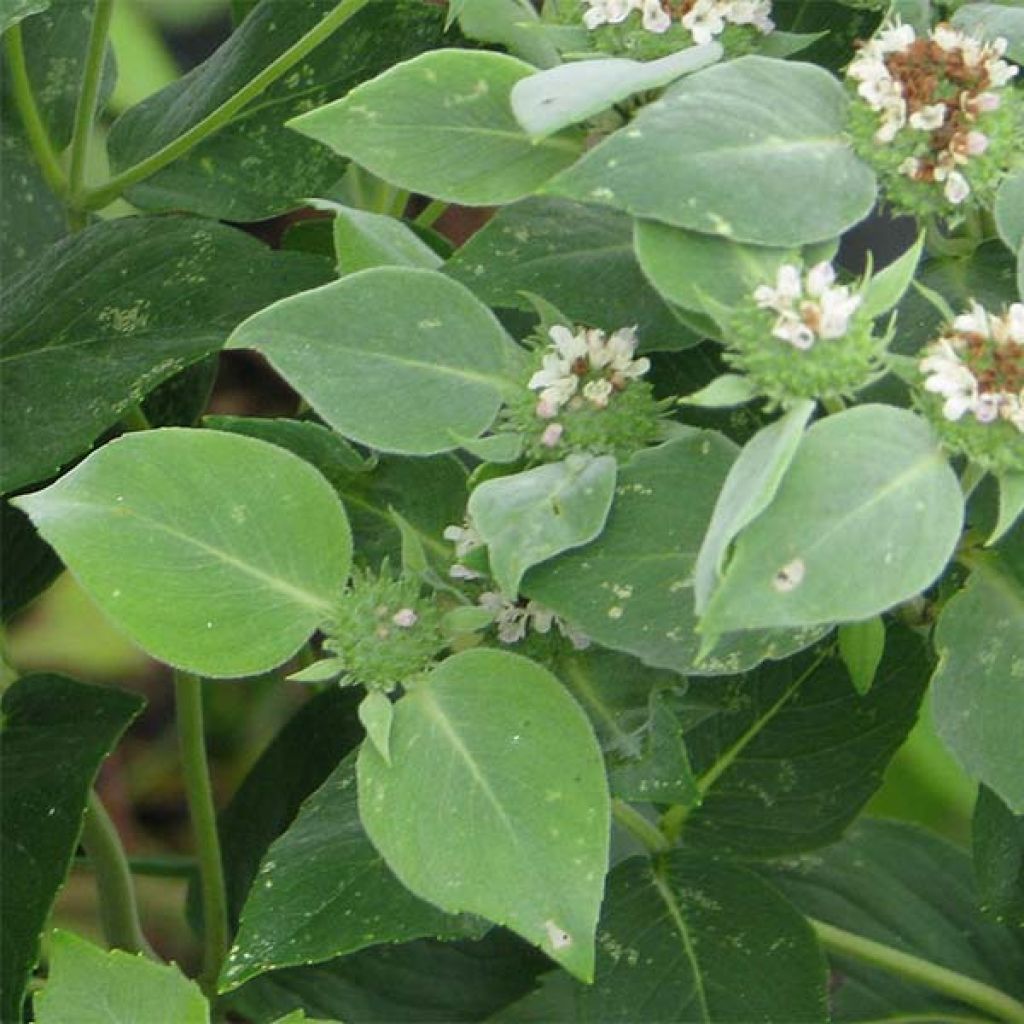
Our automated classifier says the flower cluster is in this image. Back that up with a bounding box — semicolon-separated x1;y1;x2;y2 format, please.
847;20;1020;213
918;301;1024;473
581;0;772;43
726;261;881;404
477;592;590;650
443;519;485;581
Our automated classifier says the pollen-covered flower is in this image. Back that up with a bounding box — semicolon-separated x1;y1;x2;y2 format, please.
477;592;590;650
917;301;1024;473
846;19;1022;217
726;260;882;404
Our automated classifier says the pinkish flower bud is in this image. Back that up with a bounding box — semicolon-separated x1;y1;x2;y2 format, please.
540;423;564;448
392;608;418;628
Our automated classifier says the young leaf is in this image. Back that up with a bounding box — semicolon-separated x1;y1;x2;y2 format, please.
1;675;143;1024
456;0;560;69
287;659;346;684
290;50;585;206
14;429;353;678
221;752;479;992
546;56;877;247
0;216;331;495
357;648;609;981
318;202;442;275
838;616;886;695
678;374;759;408
498;854;828;1022
700;406;963;634
932;531;1024;813
694;400;815;613
35;930;208;1024
468;455;618;597
228;267;520;455
990;471;1024;546
359;690;394;764
510;45;722;139
995;168;1024;252
860;233;926;319
974;785;1024;930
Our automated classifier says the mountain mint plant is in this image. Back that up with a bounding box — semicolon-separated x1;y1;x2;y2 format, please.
2;0;1024;1022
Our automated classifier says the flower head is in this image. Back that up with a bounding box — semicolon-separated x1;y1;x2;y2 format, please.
579;0;773;45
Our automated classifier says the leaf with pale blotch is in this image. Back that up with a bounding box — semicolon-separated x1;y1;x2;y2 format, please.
228;267;522;455
700;406;963;634
358;648;609;981
290;49;585;206
469;455;618;597
14;429;352;678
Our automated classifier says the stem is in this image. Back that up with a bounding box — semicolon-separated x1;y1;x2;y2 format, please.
811;918;1024;1024
68;0;114;205
413;198;448;229
611;798;670;854
75;853;198;879
78;0;372;212
80;792;158;959
3;25;69;199
174;671;229;998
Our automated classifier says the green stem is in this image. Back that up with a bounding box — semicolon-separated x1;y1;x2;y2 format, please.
120;403;153;432
413;198;448;229
811;918;1024;1024
80;792;158;959
3;25;69;199
67;0;114;206
174;671;229;998
75;853;199;879
77;0;372;212
611;798;670;854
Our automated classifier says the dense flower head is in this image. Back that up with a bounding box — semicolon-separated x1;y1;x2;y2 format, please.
503;323;665;461
726;261;882;404
917;301;1024;473
846;19;1021;216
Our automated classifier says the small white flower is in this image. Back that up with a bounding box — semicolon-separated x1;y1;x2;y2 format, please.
909;103;947;131
772;313;815;350
549;324;590;364
876;20;916;53
963;130;989;157
1004;303;1024;344
540;422;564;447
641;0;671;33
952;301;990;338
943;170;971;204
583;378;614;408
392;608;418;628
582;0;635;28
450;563;483;581
444;521;482;559
898;156;922;178
805;261;836;298
682;0;726;44
971;91;1001;114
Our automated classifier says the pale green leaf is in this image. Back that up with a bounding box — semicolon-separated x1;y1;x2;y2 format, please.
838;616;886;695
679;374;759;408
228;268;520;455
952;3;1024;63
700;406;963;633
990;471;1024;546
456;0;560;69
14;429;352;678
860;233;925;319
316;202;442;275
290;50;585;206
357;648;609;981
994;168;1024;252
287;659;346;684
468;455;618;596
359;691;394;764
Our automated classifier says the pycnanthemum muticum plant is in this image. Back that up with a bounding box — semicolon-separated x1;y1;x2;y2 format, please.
3;0;1024;1021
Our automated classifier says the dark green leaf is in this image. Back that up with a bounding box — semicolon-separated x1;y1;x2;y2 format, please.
1;500;60;621
1;674;143;1023
837;616;886;695
0;0;49;32
975;785;1024;931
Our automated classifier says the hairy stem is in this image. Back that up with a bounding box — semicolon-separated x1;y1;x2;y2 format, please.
3;24;68;199
80;791;158;959
174;671;229;997
811;918;1024;1024
68;0;114;207
78;0;372;212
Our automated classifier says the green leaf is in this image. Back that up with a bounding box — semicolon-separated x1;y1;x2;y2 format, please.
1;501;60;622
107;0;449;221
326;204;443;275
359;691;394;763
694;400;815;614
36;930;208;1024
995;168;1024;252
974;785;1024;931
469;455;617;597
446;197;697;353
700;406;963;634
678;374;759;408
932;531;1024;812
499;853;828;1023
768;819;1024;1020
228;267;520;455
456;0;560;69
290;49;585;206
524;434;826;677
677;630;928;857
0;215;330;494
510;45;721;139
357;648;609;981
991;471;1024;546
14;429;352;678
1;675;143;1024
221;752;480;992
457;432;525;463
0;0;49;32
287;658;346;684
860;233;925;319
546;56;876;247
838;616;886;695
952;2;1024;63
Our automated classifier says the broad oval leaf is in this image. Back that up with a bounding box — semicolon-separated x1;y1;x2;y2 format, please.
290;49;585;206
546;56;877;246
228;267;521;455
1;675;143;1023
700;406;963;634
468;455;617;597
357;648;610;981
932;531;1024;813
13;429;352;678
0;215;330;494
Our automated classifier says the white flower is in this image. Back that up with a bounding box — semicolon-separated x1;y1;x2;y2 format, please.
952;301;990;337
1004;303;1024;344
773;314;816;350
392;608;418;628
817;287;862;339
921;340;978;421
805;261;836;298
444;521;482;559
540;422;564;448
582;0;635;28
549;324;590;364
583;378;614;408
943;170;971;204
641;0;671;33
477;593;588;647
876;20;915;53
682;0;725;44
450;563;483;581
909;103;947;131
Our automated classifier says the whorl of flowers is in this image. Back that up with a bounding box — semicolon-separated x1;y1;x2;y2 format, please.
846;20;1019;211
581;0;773;43
918;301;1024;474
